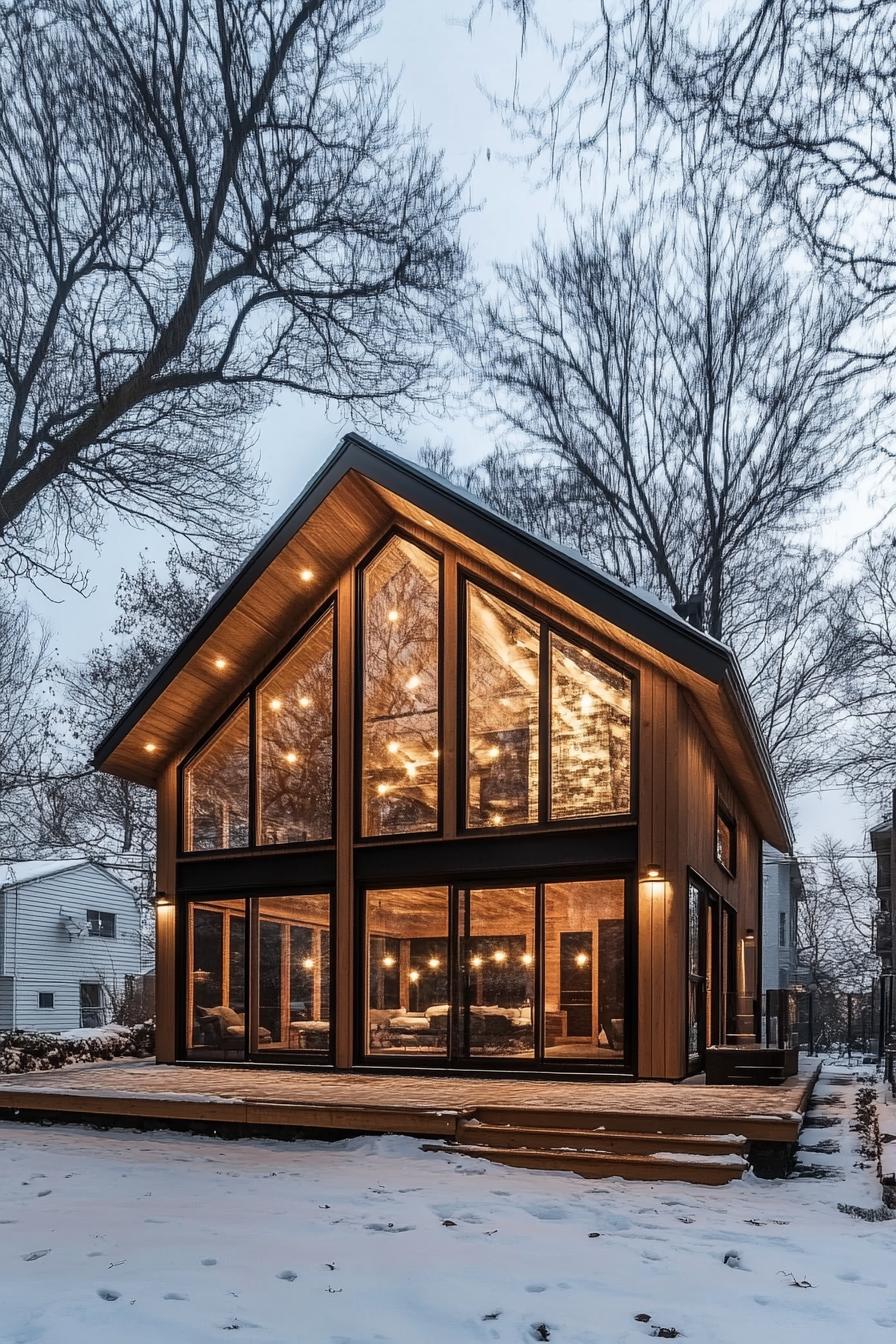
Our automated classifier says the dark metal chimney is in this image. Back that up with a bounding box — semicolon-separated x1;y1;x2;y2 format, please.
673;593;705;631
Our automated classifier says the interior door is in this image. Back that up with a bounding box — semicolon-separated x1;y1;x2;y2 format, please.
559;932;593;1037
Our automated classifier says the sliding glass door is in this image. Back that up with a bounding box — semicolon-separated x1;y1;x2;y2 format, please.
361;875;629;1069
184;891;333;1061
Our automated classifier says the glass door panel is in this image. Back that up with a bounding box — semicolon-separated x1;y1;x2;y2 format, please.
458;887;536;1059
364;887;449;1055
252;894;331;1055
544;880;625;1060
187;898;247;1060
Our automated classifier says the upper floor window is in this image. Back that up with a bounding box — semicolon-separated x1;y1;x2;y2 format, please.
465;581;633;829
183;701;250;851
87;909;116;938
257;608;334;844
549;632;632;819
716;802;736;875
466;584;540;827
360;535;440;836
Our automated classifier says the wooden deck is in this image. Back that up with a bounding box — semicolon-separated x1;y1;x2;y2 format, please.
0;1059;820;1183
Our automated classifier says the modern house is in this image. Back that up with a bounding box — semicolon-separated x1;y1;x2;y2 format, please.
0;860;143;1032
92;435;792;1083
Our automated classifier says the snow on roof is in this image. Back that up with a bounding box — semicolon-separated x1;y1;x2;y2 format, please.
0;858;92;890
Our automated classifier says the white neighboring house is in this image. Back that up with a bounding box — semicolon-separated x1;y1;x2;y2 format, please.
0;860;144;1033
761;843;808;997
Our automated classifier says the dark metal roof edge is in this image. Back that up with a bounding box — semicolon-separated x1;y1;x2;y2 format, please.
92;431;792;844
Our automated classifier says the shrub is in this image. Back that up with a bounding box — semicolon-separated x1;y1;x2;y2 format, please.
0;1021;154;1074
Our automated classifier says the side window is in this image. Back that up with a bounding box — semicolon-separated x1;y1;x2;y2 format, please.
38;991;54;1009
183;701;250;851
715;803;736;876
86;909;116;939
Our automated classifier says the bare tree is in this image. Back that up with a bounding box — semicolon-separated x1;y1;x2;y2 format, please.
0;0;469;585
0;597;58;857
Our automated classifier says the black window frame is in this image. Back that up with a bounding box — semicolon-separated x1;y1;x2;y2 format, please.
37;991;54;1009
177;596;338;857
459;570;638;836
354;526;445;844
86;908;116;939
177;886;337;1067
355;862;636;1077
714;795;737;878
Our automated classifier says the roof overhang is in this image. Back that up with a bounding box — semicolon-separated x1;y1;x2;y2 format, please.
93;432;793;850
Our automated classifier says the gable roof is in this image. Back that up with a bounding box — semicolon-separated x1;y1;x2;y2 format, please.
93;431;792;849
0;858;133;894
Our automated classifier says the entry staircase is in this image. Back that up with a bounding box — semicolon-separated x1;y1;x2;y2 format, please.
423;1103;751;1184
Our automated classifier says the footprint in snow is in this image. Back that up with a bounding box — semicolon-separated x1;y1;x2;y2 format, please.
724;1250;746;1270
525;1285;547;1294
87;1251;103;1258
524;1204;566;1222
22;1250;50;1262
276;1270;298;1281
96;1289;120;1302
364;1222;414;1233
163;1292;189;1301
201;1258;218;1266
221;1317;260;1331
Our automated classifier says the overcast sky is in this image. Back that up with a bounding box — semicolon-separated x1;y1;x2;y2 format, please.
22;0;881;856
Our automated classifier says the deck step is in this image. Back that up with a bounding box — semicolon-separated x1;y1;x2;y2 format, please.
423;1141;748;1184
466;1105;752;1137
457;1120;747;1157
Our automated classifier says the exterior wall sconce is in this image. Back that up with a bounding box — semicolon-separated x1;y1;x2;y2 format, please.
153;891;173;909
743;928;756;944
644;865;662;880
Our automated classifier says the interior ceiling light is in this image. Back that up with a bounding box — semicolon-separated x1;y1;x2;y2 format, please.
213;656;227;670
144;742;157;754
387;608;399;622
269;697;283;711
405;674;421;691
575;952;589;967
387;741;399;755
299;696;311;708
299;568;314;582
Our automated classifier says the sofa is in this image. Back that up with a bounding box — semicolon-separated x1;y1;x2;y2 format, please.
194;1004;272;1050
369;1003;533;1053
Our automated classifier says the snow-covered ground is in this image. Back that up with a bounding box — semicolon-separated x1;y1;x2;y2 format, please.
0;1066;893;1344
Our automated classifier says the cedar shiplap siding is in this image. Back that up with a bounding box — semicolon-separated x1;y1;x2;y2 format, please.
1;865;144;1033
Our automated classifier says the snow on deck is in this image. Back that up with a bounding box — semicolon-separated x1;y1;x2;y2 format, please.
0;1065;891;1344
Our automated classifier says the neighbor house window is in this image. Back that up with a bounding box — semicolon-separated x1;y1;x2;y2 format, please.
549;633;632;819
466;584;539;827
360;536;440;836
80;982;104;1028
38;992;54;1009
779;911;787;947
183;701;250;851
87;909;116;939
257;608;334;845
715;803;736;875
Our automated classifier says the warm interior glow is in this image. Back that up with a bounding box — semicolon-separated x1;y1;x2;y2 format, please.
376;782;389;795
284;751;298;765
521;952;533;967
213;656;227;670
144;742;157;753
269;697;282;711
387;608;399;622
493;949;507;963
409;970;420;983
298;695;312;708
387;741;399;754
405;673;421;691
575;951;589;968
471;955;483;968
302;956;315;970
299;568;314;582
381;955;396;968
427;956;441;969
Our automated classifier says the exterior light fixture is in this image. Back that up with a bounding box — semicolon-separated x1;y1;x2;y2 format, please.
575;951;589;968
405;673;421;691
302;957;315;970
387;608;399;623
299;568;314;582
511;570;522;579
213;656;228;670
427;956;440;970
645;865;661;880
153;891;172;908
144;742;157;754
409;970;420;983
744;928;756;944
493;949;507;964
382;955;396;969
270;697;283;711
